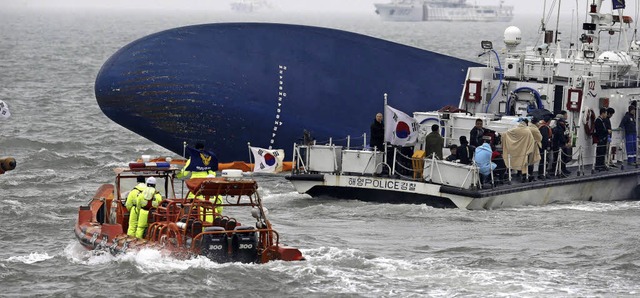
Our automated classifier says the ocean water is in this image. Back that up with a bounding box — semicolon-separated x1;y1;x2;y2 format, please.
1;7;640;297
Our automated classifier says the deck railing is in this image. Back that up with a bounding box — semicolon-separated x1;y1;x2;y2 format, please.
291;134;639;190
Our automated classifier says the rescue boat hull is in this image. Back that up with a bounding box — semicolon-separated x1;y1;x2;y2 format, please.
74;166;304;263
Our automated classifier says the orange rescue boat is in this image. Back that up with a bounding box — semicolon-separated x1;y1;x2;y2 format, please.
74;162;304;263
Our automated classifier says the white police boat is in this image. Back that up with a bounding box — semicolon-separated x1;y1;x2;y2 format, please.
286;0;640;209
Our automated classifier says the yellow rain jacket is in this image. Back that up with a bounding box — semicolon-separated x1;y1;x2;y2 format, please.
125;183;146;237
134;187;163;239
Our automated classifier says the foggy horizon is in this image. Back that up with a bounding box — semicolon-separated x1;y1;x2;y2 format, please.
6;0;632;17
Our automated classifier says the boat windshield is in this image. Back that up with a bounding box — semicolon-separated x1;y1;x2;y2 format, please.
117;171;177;200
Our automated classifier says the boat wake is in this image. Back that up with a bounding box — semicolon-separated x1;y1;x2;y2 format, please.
65;241;242;271
517;200;640;213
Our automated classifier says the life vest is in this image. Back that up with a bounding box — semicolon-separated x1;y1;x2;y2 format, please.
132;185;145;195
138;187;160;211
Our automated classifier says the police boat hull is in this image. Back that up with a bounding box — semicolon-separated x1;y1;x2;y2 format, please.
286;170;640;210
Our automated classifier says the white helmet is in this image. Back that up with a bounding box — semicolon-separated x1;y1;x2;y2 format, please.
146;177;156;185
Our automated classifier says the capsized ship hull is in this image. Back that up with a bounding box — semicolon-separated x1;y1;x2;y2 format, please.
95;23;480;161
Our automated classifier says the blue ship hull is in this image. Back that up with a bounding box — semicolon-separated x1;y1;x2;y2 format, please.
95;23;481;161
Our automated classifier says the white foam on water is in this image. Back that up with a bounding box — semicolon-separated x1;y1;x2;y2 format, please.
2;199;22;206
64;240;259;273
529;200;640;212
6;252;54;264
64;241;115;265
281;245;615;296
285;247;446;294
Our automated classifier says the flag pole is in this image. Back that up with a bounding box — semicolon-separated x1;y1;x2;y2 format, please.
383;93;388;166
181;141;186;199
247;142;253;171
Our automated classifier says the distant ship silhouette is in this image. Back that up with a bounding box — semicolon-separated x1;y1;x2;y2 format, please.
230;0;272;13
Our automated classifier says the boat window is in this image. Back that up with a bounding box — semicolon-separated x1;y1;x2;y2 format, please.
119;179;137;195
153;176;170;198
119;176;172;199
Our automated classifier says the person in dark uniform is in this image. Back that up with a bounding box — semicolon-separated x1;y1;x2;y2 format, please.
445;144;458;161
537;119;553;179
456;136;474;165
605;108;615;132
619;105;637;165
424;124;444;160
177;142;217;179
470;118;485;148
370;112;385;151
594;108;609;171
551;118;571;176
605;107;616;166
491;145;507;183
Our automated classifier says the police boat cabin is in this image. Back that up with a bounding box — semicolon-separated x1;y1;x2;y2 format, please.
74;158;304;263
286;4;640;209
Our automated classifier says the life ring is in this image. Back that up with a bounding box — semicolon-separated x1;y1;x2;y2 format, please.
583;108;595;135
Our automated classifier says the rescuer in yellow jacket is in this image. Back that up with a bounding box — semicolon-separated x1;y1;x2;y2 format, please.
193;193;223;222
125;176;146;237
176;143;217;179
176;143;223;221
135;177;163;239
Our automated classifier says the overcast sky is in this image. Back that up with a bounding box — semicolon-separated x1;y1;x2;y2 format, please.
3;0;638;16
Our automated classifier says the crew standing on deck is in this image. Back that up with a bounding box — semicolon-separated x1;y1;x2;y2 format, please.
619;105;637;165
551;117;572;176
125;176;146;237
456;136;474;165
474;141;497;184
424;124;444;159
470;119;485;148
370;112;385;151
538;119;553;179
135;177;163;239
606;107;616;167
527;118;543;182
177;143;223;221
594;108;609;171
502;118;537;181
177;143;217;179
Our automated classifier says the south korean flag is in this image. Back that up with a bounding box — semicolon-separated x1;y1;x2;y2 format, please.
250;146;282;173
0;100;10;120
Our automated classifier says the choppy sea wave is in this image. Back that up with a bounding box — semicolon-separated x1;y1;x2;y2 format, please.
1;7;640;297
